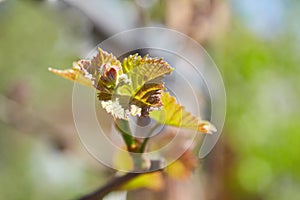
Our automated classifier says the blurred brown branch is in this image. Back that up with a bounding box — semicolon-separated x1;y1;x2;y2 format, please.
78;172;141;200
77;161;163;200
165;0;231;43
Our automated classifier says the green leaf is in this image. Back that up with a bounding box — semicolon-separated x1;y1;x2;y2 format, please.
118;54;173;96
149;92;216;134
117;54;173;116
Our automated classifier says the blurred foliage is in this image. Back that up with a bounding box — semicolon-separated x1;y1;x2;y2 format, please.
0;0;78;110
210;21;300;199
0;1;104;200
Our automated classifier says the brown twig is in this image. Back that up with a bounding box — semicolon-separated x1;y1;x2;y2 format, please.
78;172;141;200
77;161;163;200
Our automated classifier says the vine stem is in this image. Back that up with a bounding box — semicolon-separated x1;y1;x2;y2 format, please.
139;123;160;153
114;118;136;151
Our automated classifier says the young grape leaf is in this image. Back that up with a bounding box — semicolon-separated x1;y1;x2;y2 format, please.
118;54;173;97
149;92;217;134
49;49;175;120
133;83;164;107
49;48;121;90
117;54;173;116
90;48;122;77
48;61;94;88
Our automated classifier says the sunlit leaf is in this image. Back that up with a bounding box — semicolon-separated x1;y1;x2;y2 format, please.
149;92;216;133
133;83;165;107
49;49;174;120
90;48;122;76
166;161;188;179
49;48;121;90
48;61;94;88
166;150;198;180
120;171;164;191
117;55;173;116
118;54;173;96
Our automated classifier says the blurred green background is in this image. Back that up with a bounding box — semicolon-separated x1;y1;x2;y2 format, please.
0;0;300;199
